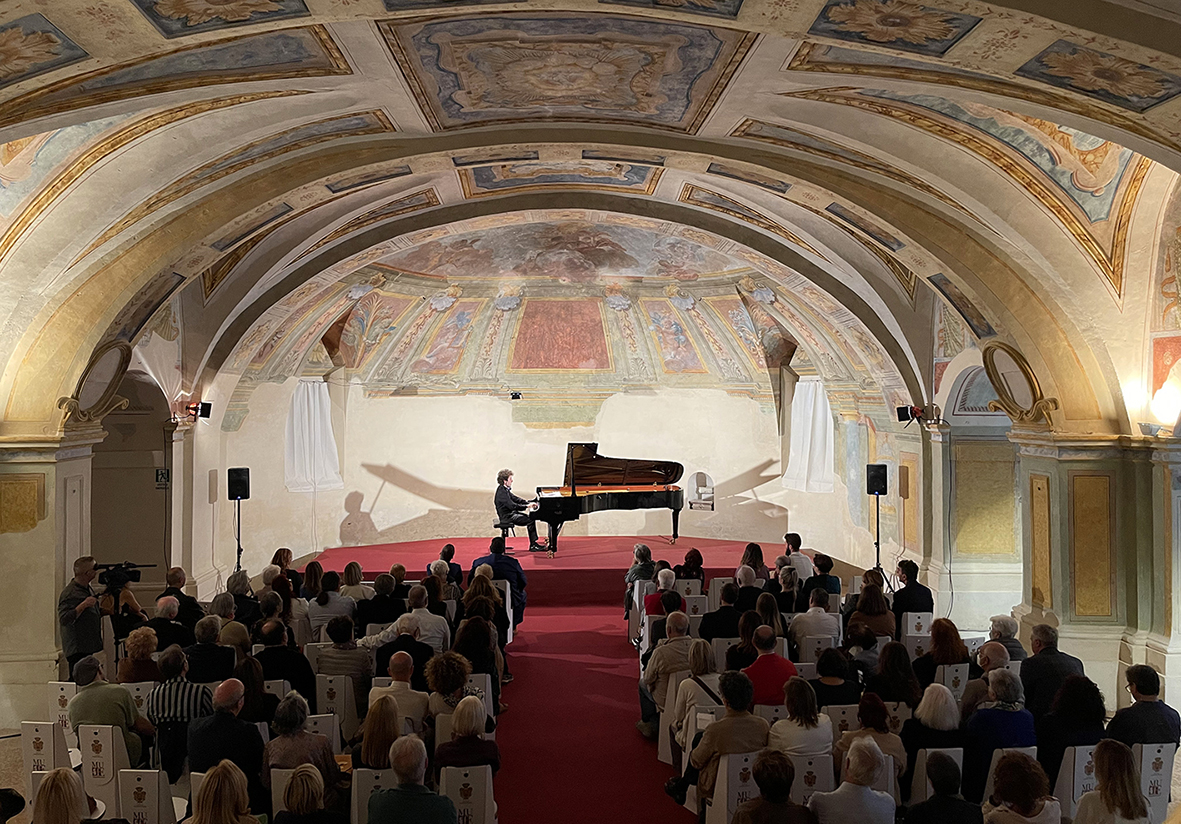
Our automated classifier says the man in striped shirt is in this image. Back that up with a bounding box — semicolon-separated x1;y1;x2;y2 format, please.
145;645;212;780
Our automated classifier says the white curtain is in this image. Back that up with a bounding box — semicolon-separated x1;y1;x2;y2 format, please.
784;379;835;493
285;380;344;492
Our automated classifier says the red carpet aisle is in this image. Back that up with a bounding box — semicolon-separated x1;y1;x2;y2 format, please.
491;606;693;822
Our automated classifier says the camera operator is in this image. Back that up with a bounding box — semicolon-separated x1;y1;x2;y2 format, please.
97;563;150;640
58;556;103;670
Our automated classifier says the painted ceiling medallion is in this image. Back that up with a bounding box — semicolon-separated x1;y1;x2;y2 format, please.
0;15;88;91
132;0;311;38
1018;41;1181;113
809;0;981;57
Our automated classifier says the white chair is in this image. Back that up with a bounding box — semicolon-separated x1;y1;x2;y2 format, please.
850;575;863;595
373;677;392;688
904;635;928;660
936;663;970;702
883;701;912;734
101;615;117;672
118;769;179;823
707;577;733;612
468;672;496;720
197;681;221;695
683;595;708;618
983;746;1037;801
491;580;514;643
711;637;740;671
753;704;787;723
120;681;155;714
963;635;987;657
255;721;270;745
434;713;453;754
351;768;396;824
1134;742;1175;824
908;747;962;804
79;724;130;818
689;614;704;637
1053;745;1098;817
306;713;341;754
824;704;860;743
252;643;265;656
21;721;72;776
263;679;290;697
293;614;313;648
658;670;691;766
48;681;76;737
683;705;726;813
304;642;332;671
801;635;838;664
640;614;659;658
191;771;206;803
270;768;296;815
795;663;816;680
875;636;892;654
705;751;761;824
674;579;703;598
440;765;496;824
1004;660;1023;677
316;674;359;740
444;599;457;623
365;623;393;638
789;754;835;804
630;580;655;643
903;612;933;637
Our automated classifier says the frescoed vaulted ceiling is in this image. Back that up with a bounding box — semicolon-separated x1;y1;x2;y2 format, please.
3;0;1181;439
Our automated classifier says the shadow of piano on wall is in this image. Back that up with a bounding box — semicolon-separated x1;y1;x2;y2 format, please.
636;459;788;540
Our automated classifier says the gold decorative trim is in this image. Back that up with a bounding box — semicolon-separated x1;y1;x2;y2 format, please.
56;340;132;424
794;201;916;298
0;25;351;130
679;183;828;261
0;473;46;534
0;90;304;269
982;340;1059;426
296;188;442;260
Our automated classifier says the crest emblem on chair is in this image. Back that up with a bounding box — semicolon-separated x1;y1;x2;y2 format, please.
460;783;473;800
1153;756;1164;772
691;605;699;614
58;696;69;708
740;767;751;783
952;676;961;688
1084;759;1094;776
91;740;102;754
914;620;922;632
133;787;146;804
888;715;901;732
804;771;816;787
32;737;43;752
327;687;336;701
915;644;925;657
134;697;143;708
838;720;849;732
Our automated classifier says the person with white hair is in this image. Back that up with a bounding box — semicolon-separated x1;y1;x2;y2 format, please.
989;615;1027;662
434;694;500;782
963;668;1036;802
367;736;456;823
637;610;693;739
735;564;765;612
226;569;262;628
961;641;1011;721
643;567;686;616
146;595;196;650
808;737;895;823
429;559;463;601
900;684;965;803
258;564;282;597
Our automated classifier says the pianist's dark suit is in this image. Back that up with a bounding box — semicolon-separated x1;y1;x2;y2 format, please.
495;483;538;544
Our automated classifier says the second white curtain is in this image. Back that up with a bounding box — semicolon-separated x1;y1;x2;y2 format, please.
784;379;835;493
285;380;344;493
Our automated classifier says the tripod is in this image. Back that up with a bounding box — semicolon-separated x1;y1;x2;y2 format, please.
870;491;893;592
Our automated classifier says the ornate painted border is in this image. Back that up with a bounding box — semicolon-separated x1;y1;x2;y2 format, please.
679;183;828;261
456;165;663;199
794;201;917;298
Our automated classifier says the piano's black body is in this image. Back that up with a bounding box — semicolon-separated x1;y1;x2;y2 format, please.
535;443;685;554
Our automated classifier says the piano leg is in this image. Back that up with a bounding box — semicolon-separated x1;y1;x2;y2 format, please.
671;508;680;544
547;521;561;556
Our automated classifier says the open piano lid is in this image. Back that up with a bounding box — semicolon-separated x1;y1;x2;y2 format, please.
564;442;683;489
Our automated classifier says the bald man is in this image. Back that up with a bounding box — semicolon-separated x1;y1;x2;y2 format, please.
156;566;206;630
960;641;1010;722
370;651;430;733
188;678;267;814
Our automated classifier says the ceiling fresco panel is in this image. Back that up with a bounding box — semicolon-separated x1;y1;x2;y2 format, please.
409;297;485;374
506;298;614;371
457;160;662;197
705;162;792;195
380;13;755;132
599;0;744;21
807;0;982;57
640;297;708;373
679;183;827;260
928;273;996;339
129;0;311;39
0;14;89;93
1017;40;1181;114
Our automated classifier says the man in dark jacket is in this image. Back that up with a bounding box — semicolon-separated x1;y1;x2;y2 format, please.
253;621;317;712
1105;664;1181;746
1020;623;1084;719
493;469;542;551
427;544;464;586
366;614;436;693
356;573;406;634
891;559;935;639
183;616;235;683
905;751;983;824
156;567;205;630
188;678;267;815
468;537;528;624
146;596;196;651
699;583;742;643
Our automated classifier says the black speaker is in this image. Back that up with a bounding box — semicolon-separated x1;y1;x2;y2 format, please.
227;467;250;501
866;464;888;496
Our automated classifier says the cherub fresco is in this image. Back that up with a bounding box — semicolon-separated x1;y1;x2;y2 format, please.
410;301;480;373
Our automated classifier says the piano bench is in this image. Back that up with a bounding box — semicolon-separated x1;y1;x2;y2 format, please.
493;520;517;539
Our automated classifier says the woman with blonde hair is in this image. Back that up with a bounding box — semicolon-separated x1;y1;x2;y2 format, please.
31;768;89;824
273;764;347;823
1072;739;1150;824
184;759;259;824
755;591;785;637
900;683;965;803
116;626;162;683
670;638;721;765
434;694;500;781
340;561;374;602
352;695;401;770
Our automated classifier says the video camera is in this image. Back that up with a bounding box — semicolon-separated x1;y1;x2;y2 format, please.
95;561;156;586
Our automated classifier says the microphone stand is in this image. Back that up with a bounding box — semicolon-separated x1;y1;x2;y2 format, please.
234;497;244;573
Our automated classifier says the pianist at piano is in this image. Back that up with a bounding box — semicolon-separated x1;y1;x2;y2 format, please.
493;469;544;552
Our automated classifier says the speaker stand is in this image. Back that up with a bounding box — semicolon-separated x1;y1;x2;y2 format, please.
871;491;892;592
234;497;244;573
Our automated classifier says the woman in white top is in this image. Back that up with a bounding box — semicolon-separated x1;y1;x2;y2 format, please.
982;751;1062;824
340;561;375;602
308;570;356;640
670;638;721;765
1073;740;1153;824
769;676;832;757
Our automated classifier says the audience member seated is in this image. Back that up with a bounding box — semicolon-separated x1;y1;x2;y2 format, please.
624;543;656;619
1104;663;1181;747
963;669;1036;802
784;533;815;589
765;555;789;595
466;537;527;625
981;752;1060;824
431;544;463;587
366;614;434;693
435;694;501;782
234;657;280;727
789;589;841;655
843;623;879;683
389;563;411;599
1072;739;1152;824
739;543;772;582
775;566;799;615
32;768;101;824
308;571;356;641
736;565;766;612
769;677;832;757
226;570;262;630
210;593;245;641
351;694;399;770
674;547;706;582
841;569;883;627
1035;674;1106;788
315;615;373;715
273;575;309;647
644;568;687;616
218;611;253;666
189;679;268;816
157;564;205;628
900;684;964;803
367;736;457;824
988;615;1027;662
341;561;375;602
184;758;260;824
1020;623;1084;721
185;616;237;683
356;573;407;633
274;764;348;824
255;620;317;712
271;548;303;597
904;750;983;824
301;561;323;601
453;614;502;712
664;672;770;810
406;584;451;654
961;642;1011;722
0;788;23;823
731;749;819;824
423;575;462;631
252;592;286;646
462;575;511;657
372;651;430;734
258;564;281;598
744;625;799;706
727;611;762;671
670;639;722;766
67;655;155;767
807;738;894;824
117;626;163;683
890;560;934;641
638;611;693;739
864;641;923;708
699;582;741;643
756;592;787;639
795;554;841;614
425;651;495;735
912;618;980;689
264;693;343;809
809;648;862;708
147;596;197;651
833;692;906;799
641;590;685;666
429;559;463;602
847;584;895;641
146;645;213;781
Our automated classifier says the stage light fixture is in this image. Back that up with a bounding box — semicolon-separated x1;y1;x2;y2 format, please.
185;401;211;419
510;391;522;400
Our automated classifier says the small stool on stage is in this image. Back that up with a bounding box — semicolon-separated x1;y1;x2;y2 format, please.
493;519;517;548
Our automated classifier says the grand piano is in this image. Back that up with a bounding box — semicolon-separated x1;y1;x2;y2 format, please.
535;443;684;555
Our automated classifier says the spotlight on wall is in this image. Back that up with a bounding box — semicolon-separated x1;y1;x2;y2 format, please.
510;391;522;400
895;405;941;426
185;401;212;419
